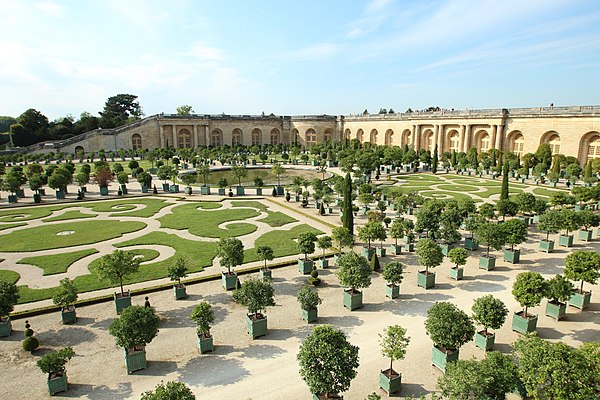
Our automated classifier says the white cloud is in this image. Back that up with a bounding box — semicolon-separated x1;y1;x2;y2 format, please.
186;43;225;62
34;1;65;17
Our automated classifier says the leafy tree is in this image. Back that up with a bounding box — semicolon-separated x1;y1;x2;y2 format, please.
100;94;143;128
415;199;444;239
231;165;247;186
358;221;386;249
36;347;75;376
190;301;214;337
388;219;404;247
216;238;244;274
297;325;359;398
545;274;575;304
331;226;354;255
257;245;274;271
336;252;372;292
296;286;322;311
448;247;468;269
471;295;508;335
500;163;509;200
382;261;404;287
233;277;275;317
514;192;537;214
577;208;600;231
478;202;496;221
297;232;317;260
271;163;285;187
167;258;188;286
564;250;600;293
93;166;113;188
15;109;49;146
52;278;78;309
537;210;562;241
475;222;506;257
136;171;152;188
176;105;194;115
496;199;518;221
512;272;546;316
341;173;354;235
425;302;475;351
141;381;196;400
0;280;19;319
197;164;211;186
316;236;332;259
379;325;410;375
558;208;581;236
109;305;160;350
502;218;528;251
96;250;140;295
416;238;443;274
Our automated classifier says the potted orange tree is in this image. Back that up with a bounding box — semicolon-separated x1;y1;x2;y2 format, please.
52;278;78;324
298;232;317;274
297;285;322;323
416;238;443;289
564;250;600;310
36;347;75;395
0;280;19;337
257;245;274;280
382;261;403;299
217;238;243;290
379;325;410;395
336;252;372;310
168;258;188;300
471;294;508;350
96;250;140;314
544;274;574;320
511;271;546;334
233;277;275;339
190;301;214;353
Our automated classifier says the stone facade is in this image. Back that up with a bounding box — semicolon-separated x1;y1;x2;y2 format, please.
28;105;600;164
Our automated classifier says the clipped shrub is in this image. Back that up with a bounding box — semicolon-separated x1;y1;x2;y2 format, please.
22;320;39;352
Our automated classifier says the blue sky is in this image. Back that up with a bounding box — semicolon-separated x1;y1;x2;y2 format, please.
1;0;600;120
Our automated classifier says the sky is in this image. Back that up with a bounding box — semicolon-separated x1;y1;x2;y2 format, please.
1;0;600;121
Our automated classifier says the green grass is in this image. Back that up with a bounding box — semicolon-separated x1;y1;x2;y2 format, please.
0;220;146;252
243;224;324;263
231;201;269;211
91;198;172;218
0;270;20;284
125;248;160;263
532;188;565;198
0;222;27;231
17;249;99;275
0;204;73;222
436;184;480;192
401;174;444;182
258;211;298;227
420;191;475;202
159;203;259;238
42;210;97;222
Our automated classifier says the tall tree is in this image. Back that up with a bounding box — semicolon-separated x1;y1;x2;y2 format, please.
99;94;143;128
500;163;509;200
15;109;49;146
341;173;354;235
431;144;438;174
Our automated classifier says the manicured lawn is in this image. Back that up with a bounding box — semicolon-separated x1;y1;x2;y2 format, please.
0;220;146;252
421;191;474;202
436;184;480;192
42;210;97;222
159;203;259;238
231;200;268;211
17;249;99;275
243;224;324;263
0;270;19;284
0;204;72;222
0;222;27;231
122;248;160;263
93;198;172;218
259;211;298;227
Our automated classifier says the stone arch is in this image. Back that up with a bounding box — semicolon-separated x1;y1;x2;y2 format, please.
305;128;317;146
343;129;351;141
540;131;561;155
385;129;394;146
369;129;378;144
422;129;435;152
251;128;262;146
323;129;333;143
474;129;491;152
270;128;280;145
232;128;243;146
446;130;460;152
506;130;524;156
356;129;364;143
292;129;300;144
401;129;412;147
74;145;85;156
210;129;222;147
177;128;192;148
579;131;600;163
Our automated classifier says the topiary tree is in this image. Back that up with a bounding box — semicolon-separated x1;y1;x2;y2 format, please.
297;232;317;260
564;250;600;294
358;221;386;250
471;295;508;336
425;302;475;352
216;237;244;274
296;285;322;311
512;272;546;317
95;250;140;296
332;226;354;255
0;280;19;322
379;325;410;377
559;208;581;236
538;210;562;241
22;320;39;352
316;236;332;259
141;381;196;400
475;222;506;257
297;325;359;398
36;347;75;378
109;305;160;351
257;245;274;272
389;218;404;247
52;278;78;310
382;261;404;288
502;218;528;251
190;301;214;339
136;171;152;188
336;252;372;293
167;258;188;286
416;238;443;274
233;276;275;319
231;165;247;187
448;247;468;270
545;274;575;305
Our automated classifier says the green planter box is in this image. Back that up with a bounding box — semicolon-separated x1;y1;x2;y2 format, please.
479;256;496;270
517;216;532;226
120;185;128;194
141;185;149;193
246;314;268;339
47;373;68;395
162;183;170;192
464;237;479;251
259;269;272;280
169;184;180;193
276;186;284;195
200;185;211;195
512;312;538;334
318;258;329;269
0;317;12;337
255;188;263;195
440;243;453;256
432;346;459;372
385;284;400;299
568;290;591;310
449;267;463;280
579;229;593;242
417;271;436;289
503;249;520;264
114;292;131;314
298;258;313;274
559;234;573;247
100;186;109;196
33;193;42;203
302;308;318;323
389;244;402;255
545;301;567;321
185;186;192;195
197;335;214;353
173;284;187;300
380;369;402;395
236;186;245;195
539;240;554;253
61;307;77;324
402;243;415;252
222;272;238;290
218;188;226;195
376;247;386;257
475;331;495;351
343;289;363;310
55;190;65;200
124;348;147;374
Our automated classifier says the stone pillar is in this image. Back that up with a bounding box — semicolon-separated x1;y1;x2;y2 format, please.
192;125;198;148
411;125;416;146
415;125;421;149
159;125;165;148
465;125;473;151
493;124;502;150
460;125;466;152
172;125;177;149
491;125;498;150
204;125;209;146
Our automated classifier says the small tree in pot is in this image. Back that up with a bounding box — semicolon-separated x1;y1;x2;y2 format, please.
297;285;322;323
388;219;404;255
502;218;528;264
297;325;359;399
471;294;508;350
382;261;404;299
36;347;75;395
96;250;140;314
544;274;575;321
331;226;354;263
425;301;475;371
379;325;410;395
141;381;196;400
136;171;152;193
416;238;443;289
358;221;385;260
447;247;467;281
316;236;332;268
297;232;317;274
167;257;188;300
336;252;372;311
109;305;160;374
474;222;506;270
52;278;78;324
216;237;243;290
537;210;562;252
0;280;19;337
190;301;214;353
577;209;600;241
558;208;581;247
257;245;274;280
564;250;600;310
511;271;546;334
233;277;275;339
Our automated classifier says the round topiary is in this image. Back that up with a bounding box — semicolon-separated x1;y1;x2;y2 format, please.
22;320;39;352
310;269;319;279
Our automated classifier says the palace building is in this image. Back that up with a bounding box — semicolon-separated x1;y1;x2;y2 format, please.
27;105;600;164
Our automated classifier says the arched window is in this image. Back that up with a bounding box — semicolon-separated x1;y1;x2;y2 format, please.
177;129;192;148
448;131;460;152
344;129;351;141
292;129;300;144
74;146;85;156
548;134;561;154
423;130;434;151
512;134;525;156
251;129;262;146
232;129;242;146
211;130;222;147
357;129;364;143
131;134;142;150
587;136;600;160
385;130;394;145
476;131;490;152
306;129;317;146
323;129;333;143
401;129;411;147
270;129;280;145
370;129;378;144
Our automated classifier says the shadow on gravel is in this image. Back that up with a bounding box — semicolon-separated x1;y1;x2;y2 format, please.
179;355;248;387
86;382;133;400
241;343;286;360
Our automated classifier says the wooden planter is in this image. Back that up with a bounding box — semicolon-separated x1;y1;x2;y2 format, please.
173;284;187;300
475;331;495;351
539;240;554;253
431;346;459;372
559;234;573;247
417;271;436;289
503;249;520;264
389;244;402;255
114;292;131;314
0;317;12;338
464;237;479;251
402;242;415;252
124;348;147;374
512;311;538;334
385;284;400;299
55;190;65;200
246;314;268;339
380;369;402;394
197;334;214;354
218;188;226;195
221;272;238;290
568;290;591;310
298;258;314;274
449;267;463;280
343;289;363;310
259;269;272;280
99;186;109;196
200;185;211;195
440;243;453;256
318;258;329;269
162;183;170;192
141;185;149;193
276;186;284;195
61;306;77;324
169;184;180;193
376;247;386;257
47;372;68;395
545;301;567;321
236;186;245;196
579;229;593;242
361;247;375;260
479;255;496;270
301;308;318;323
